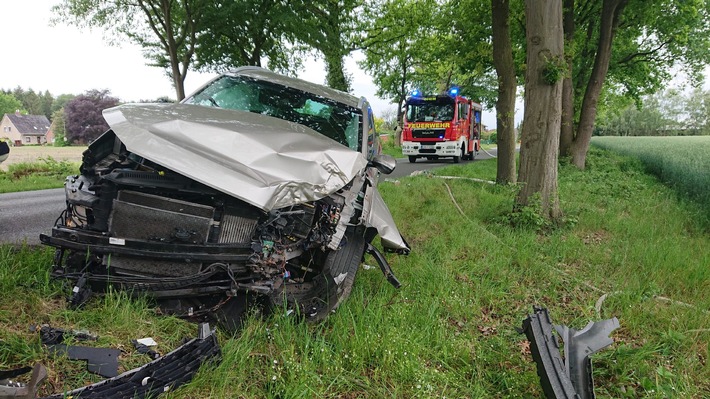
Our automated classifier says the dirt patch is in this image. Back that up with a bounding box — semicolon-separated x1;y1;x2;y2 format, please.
0;146;86;171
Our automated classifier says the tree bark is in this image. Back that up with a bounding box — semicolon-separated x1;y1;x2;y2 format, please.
570;0;628;168
517;0;563;221
559;0;574;157
491;0;517;184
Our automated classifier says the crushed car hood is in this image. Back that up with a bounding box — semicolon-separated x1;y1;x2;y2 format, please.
103;103;368;211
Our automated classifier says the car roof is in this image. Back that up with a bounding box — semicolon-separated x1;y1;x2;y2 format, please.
226;66;364;110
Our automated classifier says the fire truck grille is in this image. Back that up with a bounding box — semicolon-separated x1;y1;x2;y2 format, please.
412;129;445;139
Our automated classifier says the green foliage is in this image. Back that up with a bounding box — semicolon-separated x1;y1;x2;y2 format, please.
50;108;69;147
599;86;710;137
0;157;78;193
573;0;710;124
0;92;25;116
542;55;567;85
378;130;401;157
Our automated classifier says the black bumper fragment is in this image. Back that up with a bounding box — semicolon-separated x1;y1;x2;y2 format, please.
41;323;220;399
520;307;619;399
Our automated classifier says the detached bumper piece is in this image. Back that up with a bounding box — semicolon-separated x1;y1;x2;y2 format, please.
520;307;619;399
41;323;220;399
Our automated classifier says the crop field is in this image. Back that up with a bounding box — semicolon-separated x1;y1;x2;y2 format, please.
592;136;710;215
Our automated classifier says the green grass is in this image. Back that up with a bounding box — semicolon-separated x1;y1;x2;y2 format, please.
0;157;79;193
1;146;708;398
592;136;710;222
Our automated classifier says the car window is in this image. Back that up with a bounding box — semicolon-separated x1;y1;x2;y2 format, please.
185;76;362;151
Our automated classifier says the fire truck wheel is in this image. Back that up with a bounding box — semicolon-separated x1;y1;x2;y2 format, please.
408;156;417;163
453;146;463;163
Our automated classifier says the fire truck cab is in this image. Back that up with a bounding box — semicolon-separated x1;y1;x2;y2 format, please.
401;89;482;163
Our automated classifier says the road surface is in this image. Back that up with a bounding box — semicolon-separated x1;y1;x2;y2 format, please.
0;148;497;245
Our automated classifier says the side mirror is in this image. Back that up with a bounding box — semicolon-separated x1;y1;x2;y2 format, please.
370;154;396;175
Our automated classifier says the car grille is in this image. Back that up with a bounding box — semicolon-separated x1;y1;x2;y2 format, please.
107;190;216;276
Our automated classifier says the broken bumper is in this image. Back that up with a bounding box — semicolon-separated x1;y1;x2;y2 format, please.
41;323;220;399
520;307;619;399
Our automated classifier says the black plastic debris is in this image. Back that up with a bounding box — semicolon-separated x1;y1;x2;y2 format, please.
37;325;98;345
47;345;120;378
132;340;160;360
40;322;220;399
520;306;619;399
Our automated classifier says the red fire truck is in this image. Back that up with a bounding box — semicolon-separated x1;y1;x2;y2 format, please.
401;88;482;163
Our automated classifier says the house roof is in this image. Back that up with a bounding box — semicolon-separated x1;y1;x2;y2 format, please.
4;114;51;136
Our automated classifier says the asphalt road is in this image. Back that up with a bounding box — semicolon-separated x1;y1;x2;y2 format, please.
1;188;65;245
0;148;498;245
388;148;497;179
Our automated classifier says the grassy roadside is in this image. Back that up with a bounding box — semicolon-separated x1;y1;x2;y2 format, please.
0;158;80;193
1;146;708;398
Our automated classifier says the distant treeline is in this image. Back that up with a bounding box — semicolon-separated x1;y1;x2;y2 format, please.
596;88;710;136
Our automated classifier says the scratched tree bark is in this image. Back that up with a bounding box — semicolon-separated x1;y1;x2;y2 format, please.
516;0;563;221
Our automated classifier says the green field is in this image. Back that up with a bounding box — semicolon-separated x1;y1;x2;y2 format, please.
1;147;709;398
592;136;710;219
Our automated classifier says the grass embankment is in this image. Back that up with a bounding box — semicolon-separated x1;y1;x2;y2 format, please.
1;147;708;398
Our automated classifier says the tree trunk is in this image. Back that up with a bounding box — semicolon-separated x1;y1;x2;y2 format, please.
559;0;574;157
570;0;628;168
491;0;517;184
517;0;563;221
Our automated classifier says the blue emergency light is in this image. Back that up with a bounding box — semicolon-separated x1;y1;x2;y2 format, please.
449;87;459;96
411;89;421;97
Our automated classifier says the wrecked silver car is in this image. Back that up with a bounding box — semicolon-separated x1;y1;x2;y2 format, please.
40;67;409;331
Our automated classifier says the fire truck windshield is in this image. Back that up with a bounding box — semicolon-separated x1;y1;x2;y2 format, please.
406;103;454;122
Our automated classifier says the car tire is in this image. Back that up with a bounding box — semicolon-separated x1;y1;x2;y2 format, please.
325;228;366;310
408;156;417;163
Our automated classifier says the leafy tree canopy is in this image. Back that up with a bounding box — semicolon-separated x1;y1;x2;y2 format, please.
63;89;119;144
0;92;25;116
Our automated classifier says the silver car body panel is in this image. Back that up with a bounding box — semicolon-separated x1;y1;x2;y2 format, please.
367;189;408;250
103;103;368;212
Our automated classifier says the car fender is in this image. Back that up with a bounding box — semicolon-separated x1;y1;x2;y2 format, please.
366;188;409;253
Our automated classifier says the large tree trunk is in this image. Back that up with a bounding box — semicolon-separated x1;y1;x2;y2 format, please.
559;0;574;157
570;0;628;168
517;0;563;221
491;0;517;184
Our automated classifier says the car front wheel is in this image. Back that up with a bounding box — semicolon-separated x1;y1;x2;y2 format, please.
325;228;366;310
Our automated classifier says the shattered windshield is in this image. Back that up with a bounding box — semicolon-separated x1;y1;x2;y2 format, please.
406;103;454;122
184;76;362;151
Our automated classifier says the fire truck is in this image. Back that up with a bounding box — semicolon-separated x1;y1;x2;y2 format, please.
401;88;482;163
